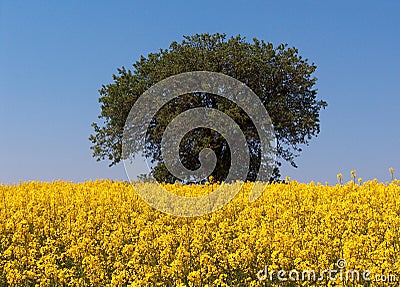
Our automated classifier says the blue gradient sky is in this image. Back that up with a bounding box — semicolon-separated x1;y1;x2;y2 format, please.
1;1;399;184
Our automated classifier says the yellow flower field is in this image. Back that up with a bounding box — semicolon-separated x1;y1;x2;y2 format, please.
0;180;399;286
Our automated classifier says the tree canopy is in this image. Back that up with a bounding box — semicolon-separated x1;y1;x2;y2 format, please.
90;33;327;182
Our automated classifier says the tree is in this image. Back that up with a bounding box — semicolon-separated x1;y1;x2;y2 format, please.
90;33;327;183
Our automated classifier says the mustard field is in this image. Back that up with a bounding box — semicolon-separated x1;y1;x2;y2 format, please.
0;180;399;286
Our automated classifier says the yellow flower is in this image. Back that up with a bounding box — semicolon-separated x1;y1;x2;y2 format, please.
337;173;343;185
0;178;399;286
389;167;394;180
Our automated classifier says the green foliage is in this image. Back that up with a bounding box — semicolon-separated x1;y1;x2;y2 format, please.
90;33;327;182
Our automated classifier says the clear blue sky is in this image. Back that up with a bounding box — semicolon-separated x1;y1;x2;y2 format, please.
1;1;399;184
